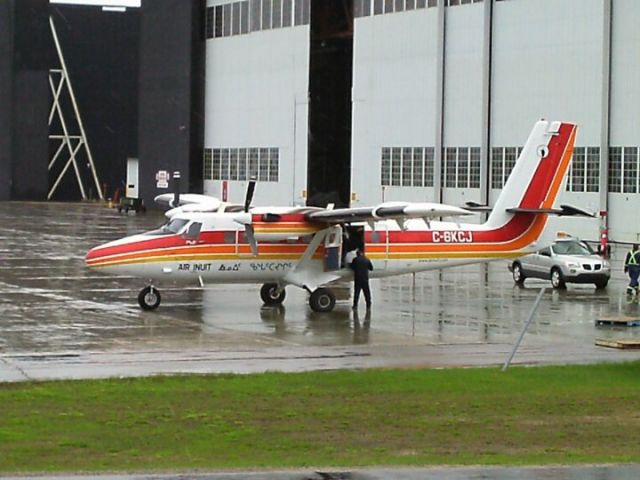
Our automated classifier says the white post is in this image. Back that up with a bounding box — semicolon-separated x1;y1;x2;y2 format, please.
502;288;546;371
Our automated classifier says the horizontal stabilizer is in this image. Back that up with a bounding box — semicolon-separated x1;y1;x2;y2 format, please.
506;204;595;217
557;204;596;217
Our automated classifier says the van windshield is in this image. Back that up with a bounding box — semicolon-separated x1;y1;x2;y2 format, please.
553;240;593;255
146;218;189;236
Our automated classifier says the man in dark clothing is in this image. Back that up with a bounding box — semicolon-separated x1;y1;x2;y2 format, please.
624;243;640;294
351;249;373;309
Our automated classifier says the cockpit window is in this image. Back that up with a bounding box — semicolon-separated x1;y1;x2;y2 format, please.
164;218;189;234
146;218;189;236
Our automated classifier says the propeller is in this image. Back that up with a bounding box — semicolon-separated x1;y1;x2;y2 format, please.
244;177;256;212
232;213;258;257
244;224;258;256
235;178;258;255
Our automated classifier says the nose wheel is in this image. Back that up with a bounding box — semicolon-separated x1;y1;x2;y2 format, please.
260;283;286;305
138;285;161;310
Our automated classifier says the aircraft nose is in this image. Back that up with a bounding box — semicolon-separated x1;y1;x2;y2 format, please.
85;245;101;269
85;243;111;269
85;235;143;270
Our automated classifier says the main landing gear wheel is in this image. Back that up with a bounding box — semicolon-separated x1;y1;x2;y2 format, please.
138;286;161;310
309;288;336;313
260;283;286;305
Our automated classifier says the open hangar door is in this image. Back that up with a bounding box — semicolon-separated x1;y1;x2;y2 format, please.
48;3;140;201
306;0;354;208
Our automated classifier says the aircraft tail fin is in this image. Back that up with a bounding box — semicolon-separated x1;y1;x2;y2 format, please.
485;120;577;231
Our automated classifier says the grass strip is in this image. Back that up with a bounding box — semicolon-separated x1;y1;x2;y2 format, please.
1;362;639;473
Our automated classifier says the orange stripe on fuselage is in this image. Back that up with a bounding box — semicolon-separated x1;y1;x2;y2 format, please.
87;245;306;264
86;243;316;267
86;244;236;264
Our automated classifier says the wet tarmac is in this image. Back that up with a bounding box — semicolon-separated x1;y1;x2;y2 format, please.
2;202;640;479
4;464;640;480
2;201;640;384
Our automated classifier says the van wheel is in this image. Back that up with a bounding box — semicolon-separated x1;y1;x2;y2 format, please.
309;288;336;313
595;279;609;290
550;268;566;289
260;283;286;305
512;262;526;285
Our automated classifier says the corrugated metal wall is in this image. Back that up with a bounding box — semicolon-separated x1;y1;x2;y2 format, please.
204;0;640;242
203;0;310;207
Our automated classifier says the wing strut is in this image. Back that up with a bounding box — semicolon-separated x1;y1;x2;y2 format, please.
283;229;341;292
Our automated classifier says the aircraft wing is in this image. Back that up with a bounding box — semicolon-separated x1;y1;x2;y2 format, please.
154;193;221;209
154;193;225;218
306;201;473;224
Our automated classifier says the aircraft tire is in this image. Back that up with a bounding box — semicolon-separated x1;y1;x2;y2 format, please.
138;286;161;310
260;283;286;305
309;288;336;313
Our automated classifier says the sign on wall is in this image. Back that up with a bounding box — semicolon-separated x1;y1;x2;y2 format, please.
156;170;170;189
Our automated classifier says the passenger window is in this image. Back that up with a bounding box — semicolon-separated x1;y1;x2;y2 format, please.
224;231;236;244
539;247;551;257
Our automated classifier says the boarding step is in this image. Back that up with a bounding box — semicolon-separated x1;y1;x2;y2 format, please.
595;338;640;349
595;316;640;327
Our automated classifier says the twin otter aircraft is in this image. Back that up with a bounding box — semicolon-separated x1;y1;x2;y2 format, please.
86;120;586;313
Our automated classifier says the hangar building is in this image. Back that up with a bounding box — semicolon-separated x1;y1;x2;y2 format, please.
203;0;640;242
1;0;639;243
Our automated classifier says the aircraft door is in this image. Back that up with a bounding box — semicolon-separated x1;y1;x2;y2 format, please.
324;226;342;272
343;225;365;264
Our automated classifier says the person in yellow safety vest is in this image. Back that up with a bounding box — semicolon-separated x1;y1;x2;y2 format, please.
624;244;640;294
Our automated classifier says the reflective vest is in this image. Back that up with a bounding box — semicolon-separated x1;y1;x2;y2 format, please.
628;250;639;266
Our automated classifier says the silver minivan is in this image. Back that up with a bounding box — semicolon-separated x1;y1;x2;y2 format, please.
510;238;610;289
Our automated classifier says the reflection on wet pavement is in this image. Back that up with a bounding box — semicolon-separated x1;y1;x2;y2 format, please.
1;202;640;382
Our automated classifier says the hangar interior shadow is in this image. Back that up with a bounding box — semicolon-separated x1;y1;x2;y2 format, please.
48;5;140;201
307;0;354;208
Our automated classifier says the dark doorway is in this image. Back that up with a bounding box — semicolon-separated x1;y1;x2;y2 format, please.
306;0;353;208
344;225;364;251
48;5;140;201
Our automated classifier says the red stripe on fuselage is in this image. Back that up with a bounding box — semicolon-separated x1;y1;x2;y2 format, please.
381;213;536;246
86;230;312;263
85;231;227;261
88;124;574;263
